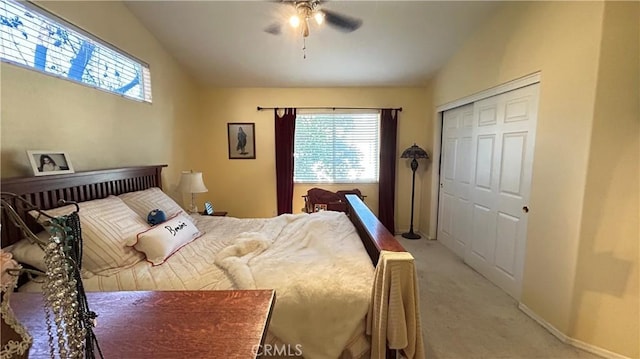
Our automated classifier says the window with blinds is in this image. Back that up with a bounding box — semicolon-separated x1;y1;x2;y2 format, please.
294;112;380;183
0;0;152;103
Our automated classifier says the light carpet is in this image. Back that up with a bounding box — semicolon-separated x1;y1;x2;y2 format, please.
398;236;602;359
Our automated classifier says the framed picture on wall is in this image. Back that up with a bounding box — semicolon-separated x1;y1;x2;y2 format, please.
27;150;75;176
227;123;256;159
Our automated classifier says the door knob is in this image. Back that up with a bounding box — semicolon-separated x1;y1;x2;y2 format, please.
522;206;529;213
440;183;444;188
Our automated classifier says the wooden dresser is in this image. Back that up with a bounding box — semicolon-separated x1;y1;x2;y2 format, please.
11;290;275;358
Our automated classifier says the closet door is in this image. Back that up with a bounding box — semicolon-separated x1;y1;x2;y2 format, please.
438;104;474;258
464;83;539;299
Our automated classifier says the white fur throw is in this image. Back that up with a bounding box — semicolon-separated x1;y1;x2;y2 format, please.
215;211;374;359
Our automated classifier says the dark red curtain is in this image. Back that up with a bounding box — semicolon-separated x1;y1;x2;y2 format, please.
275;108;297;215
378;109;399;233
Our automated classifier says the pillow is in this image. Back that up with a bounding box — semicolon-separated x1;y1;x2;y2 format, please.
30;196;148;275
130;213;203;266
6;231;50;272
119;187;186;220
8;234;94;279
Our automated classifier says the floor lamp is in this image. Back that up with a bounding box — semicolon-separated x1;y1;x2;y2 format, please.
401;143;429;239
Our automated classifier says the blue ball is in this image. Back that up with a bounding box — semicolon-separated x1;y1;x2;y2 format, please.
147;209;166;225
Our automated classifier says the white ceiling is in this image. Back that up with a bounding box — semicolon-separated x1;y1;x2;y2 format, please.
124;1;501;87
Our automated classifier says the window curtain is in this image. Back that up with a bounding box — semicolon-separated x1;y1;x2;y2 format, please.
275;108;297;215
378;109;399;233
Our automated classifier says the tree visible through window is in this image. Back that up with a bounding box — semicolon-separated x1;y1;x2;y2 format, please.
0;0;152;102
294;112;380;183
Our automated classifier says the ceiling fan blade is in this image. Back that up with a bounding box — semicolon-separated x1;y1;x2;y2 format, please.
321;9;362;33
264;22;282;35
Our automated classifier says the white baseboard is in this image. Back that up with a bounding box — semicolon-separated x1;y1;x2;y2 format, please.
517;303;571;342
518;303;631;359
416;231;436;240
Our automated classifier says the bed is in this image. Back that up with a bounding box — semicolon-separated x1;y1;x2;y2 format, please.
0;165;417;359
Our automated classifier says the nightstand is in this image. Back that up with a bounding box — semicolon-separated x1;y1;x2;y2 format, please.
202;211;228;217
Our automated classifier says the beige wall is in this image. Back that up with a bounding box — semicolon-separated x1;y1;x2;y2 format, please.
195;87;430;232
418;82;435;239
0;1;200;198
429;1;638;356
572;2;639;357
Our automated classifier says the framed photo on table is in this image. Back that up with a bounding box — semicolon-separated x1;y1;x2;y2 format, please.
203;202;214;215
227;123;256;159
27;150;75;176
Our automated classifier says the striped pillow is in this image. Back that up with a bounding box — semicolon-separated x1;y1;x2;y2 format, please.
31;196;148;275
119;187;186;220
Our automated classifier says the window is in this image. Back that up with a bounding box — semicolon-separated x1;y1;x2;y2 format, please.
294;112;380;183
0;0;152;103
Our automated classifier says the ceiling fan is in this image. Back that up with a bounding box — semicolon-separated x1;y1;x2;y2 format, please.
264;0;363;38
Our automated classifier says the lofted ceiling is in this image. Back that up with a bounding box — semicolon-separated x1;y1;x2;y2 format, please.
124;1;501;88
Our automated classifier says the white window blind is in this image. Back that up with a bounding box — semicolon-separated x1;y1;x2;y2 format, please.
294;112;380;183
0;0;152;103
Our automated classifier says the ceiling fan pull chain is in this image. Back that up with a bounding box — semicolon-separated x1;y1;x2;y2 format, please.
303;37;307;59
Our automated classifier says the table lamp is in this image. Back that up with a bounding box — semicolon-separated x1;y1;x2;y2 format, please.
178;170;208;214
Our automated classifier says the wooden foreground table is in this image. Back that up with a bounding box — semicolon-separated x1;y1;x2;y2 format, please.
11;290;275;359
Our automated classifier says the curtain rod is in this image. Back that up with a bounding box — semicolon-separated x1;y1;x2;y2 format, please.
256;106;402;112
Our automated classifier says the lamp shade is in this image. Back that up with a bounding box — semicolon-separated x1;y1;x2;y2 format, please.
401;143;429;160
178;171;208;194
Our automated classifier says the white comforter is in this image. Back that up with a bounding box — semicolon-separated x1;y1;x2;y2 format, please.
22;211;374;358
214;211;374;359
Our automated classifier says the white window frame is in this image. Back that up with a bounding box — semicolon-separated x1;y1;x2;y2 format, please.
0;0;152;103
294;110;381;184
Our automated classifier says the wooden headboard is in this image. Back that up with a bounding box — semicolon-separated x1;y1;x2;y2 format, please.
1;165;167;247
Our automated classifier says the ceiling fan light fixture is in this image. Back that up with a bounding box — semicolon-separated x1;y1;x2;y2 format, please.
264;0;363;57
